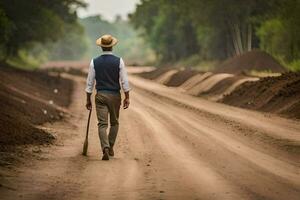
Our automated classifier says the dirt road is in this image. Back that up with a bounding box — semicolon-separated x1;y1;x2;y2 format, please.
1;72;299;200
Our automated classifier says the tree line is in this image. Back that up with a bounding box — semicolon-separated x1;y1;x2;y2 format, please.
0;0;87;65
79;15;155;64
0;0;154;67
130;0;300;70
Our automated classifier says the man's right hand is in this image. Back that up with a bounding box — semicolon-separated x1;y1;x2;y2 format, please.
123;98;130;109
86;101;92;110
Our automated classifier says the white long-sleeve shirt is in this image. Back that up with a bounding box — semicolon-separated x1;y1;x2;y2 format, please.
85;52;131;93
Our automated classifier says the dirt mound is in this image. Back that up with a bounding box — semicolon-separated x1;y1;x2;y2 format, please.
0;65;73;156
155;69;179;84
215;50;286;74
201;76;245;101
139;67;171;80
180;72;212;90
221;72;300;119
126;66;156;74
187;73;234;96
202;76;258;101
222;77;259;96
164;69;199;87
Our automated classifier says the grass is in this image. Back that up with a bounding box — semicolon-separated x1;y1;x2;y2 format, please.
191;60;219;72
7;58;38;70
5;50;42;70
248;70;281;77
287;60;300;72
271;54;300;72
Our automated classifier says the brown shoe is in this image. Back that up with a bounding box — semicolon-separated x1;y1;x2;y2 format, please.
102;148;109;160
109;147;114;157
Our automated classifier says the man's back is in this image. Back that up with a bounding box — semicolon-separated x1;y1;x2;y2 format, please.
93;54;121;92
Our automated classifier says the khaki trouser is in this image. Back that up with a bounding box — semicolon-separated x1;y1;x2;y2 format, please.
95;92;121;152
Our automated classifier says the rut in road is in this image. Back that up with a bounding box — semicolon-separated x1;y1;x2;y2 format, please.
0;74;299;200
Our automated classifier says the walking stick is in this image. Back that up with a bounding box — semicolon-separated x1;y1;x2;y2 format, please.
82;109;92;156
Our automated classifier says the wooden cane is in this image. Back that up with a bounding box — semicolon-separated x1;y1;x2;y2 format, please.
82;109;92;156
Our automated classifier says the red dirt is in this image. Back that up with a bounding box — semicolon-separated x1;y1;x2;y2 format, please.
164;69;200;87
138;67;201;87
139;67;172;80
221;72;300;119
187;73;234;96
215;50;287;74
0;65;73;160
155;69;179;84
180;72;212;90
201;75;246;100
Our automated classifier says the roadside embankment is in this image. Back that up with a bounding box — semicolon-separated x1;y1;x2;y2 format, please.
0;64;74;165
221;72;300;119
136;67;299;119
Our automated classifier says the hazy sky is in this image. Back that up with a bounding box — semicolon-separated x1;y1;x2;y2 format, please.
78;0;141;21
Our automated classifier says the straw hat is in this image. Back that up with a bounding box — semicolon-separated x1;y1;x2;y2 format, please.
96;34;118;47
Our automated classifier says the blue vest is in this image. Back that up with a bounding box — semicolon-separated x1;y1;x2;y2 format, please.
93;54;121;93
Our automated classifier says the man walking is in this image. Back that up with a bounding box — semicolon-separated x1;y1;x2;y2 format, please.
85;34;130;161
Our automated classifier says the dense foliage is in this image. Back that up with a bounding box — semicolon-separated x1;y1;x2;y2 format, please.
0;0;154;66
1;0;300;70
130;0;300;70
0;0;86;63
79;15;155;64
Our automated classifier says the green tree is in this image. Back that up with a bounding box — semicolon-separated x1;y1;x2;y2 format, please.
0;0;85;60
48;24;89;60
130;0;288;62
130;0;199;62
80;15;154;64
